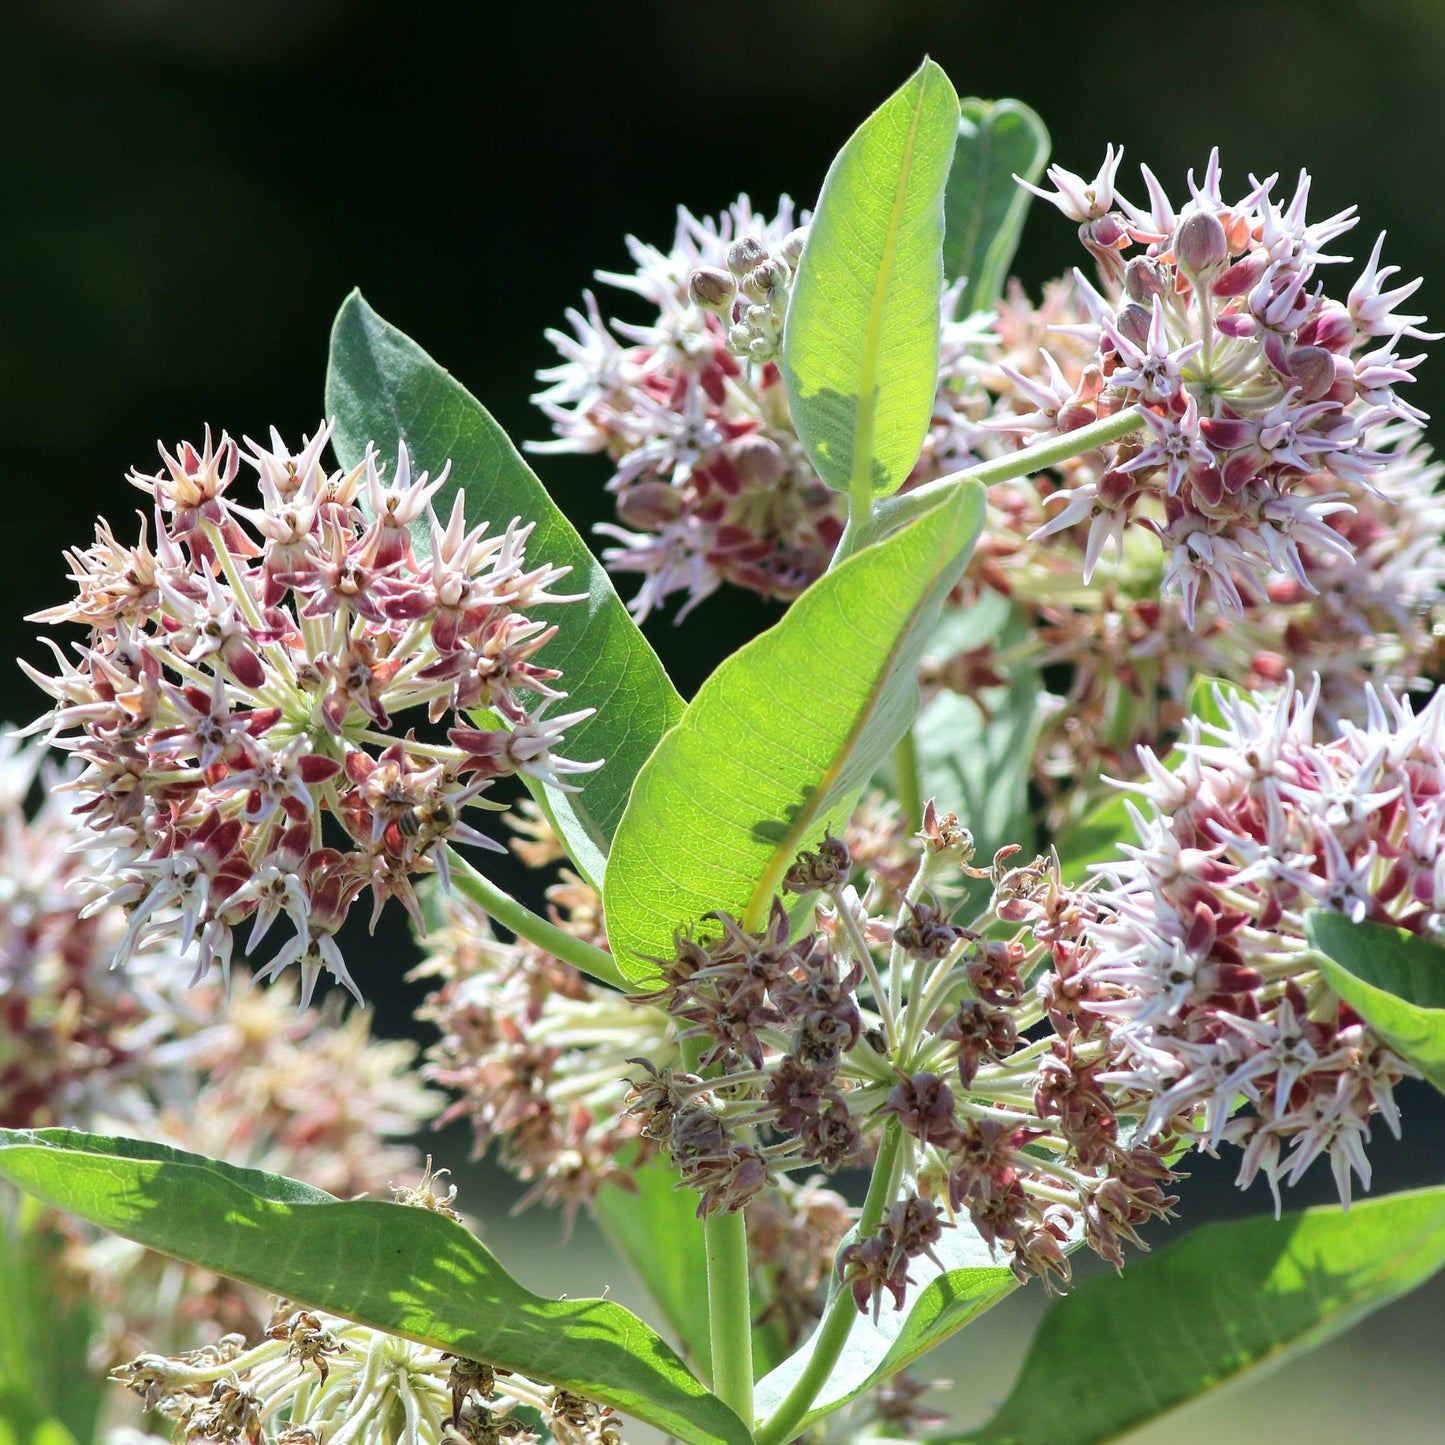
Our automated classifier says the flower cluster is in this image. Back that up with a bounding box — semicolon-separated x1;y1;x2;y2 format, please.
107;1170;628;1443
25;425;597;1003
629;805;1184;1308
0;732;437;1377
1014;148;1432;626
1064;680;1430;1210
530;197;995;619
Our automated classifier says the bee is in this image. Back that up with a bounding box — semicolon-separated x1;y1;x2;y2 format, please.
396;797;457;852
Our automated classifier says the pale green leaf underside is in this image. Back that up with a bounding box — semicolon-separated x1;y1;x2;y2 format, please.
783;58;960;497
1306;912;1445;1094
325;292;683;886
951;1188;1445;1444
0;1130;750;1445
604;484;986;979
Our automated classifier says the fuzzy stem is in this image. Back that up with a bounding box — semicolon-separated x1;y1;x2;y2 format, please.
753;1123;904;1445
705;1209;755;1426
445;850;630;992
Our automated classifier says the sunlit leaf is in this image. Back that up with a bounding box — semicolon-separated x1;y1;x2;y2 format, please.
604;484;986;978
0;1131;751;1445
947;1188;1445;1444
1306;912;1445;1095
783;60;960;498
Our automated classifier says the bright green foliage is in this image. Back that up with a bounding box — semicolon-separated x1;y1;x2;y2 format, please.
754;1220;1016;1434
326;292;683;887
0;1131;751;1445
943;98;1050;315
594;1157;712;1377
914;592;1041;874
0;1205;95;1445
1306;913;1445;1094
949;1188;1445;1444
604;484;986;979
782;59;960;500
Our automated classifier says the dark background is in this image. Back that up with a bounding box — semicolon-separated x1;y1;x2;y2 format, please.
3;2;1443;1432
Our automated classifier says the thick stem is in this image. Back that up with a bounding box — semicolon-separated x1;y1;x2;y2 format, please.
868;406;1150;543
445;850;631;992
754;1123;905;1445
892;728;923;833
705;1209;755;1426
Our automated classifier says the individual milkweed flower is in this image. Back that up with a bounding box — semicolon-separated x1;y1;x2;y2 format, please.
530;197;997;619
1002;149;1434;625
24;424;599;1004
1058;679;1433;1212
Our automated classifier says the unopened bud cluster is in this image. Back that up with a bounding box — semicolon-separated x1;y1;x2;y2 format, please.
25;425;598;1004
688;224;808;363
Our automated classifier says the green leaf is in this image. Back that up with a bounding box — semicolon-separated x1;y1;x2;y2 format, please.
604;483;986;979
1305;912;1445;1094
0;1130;751;1445
914;593;1041;870
755;1219;1017;1434
949;1187;1445;1445
943;98;1050;315
783;60;960;499
325;292;684;887
594;1156;711;1376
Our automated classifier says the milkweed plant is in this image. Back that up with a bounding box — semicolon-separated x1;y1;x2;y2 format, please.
4;59;1445;1445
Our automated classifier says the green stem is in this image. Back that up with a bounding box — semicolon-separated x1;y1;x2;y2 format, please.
754;1123;905;1445
446;849;631;992
892;728;923;833
868;405;1150;543
705;1209;754;1426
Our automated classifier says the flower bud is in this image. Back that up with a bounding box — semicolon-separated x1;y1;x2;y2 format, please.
780;227;809;267
1174;210;1229;276
689;266;737;314
729;435;787;487
1123;257;1166;303
1285;345;1337;402
727;235;769;276
615;481;684;529
1115;302;1152;348
741;258;789;303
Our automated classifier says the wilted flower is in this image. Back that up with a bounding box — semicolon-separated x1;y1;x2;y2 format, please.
24;424;598;1004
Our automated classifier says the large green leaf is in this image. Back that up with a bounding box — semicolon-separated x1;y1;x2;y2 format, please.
754;1217;1017;1434
594;1156;712;1377
782;60;960;499
604;483;986;979
0;1130;751;1445
943;98;1050;315
1306;912;1445;1094
950;1187;1445;1445
325;292;684;887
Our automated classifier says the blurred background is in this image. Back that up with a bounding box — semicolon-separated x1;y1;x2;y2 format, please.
2;1;1444;1438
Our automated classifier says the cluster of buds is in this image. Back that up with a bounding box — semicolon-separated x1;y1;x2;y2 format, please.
25;424;598;1003
1014;148;1433;626
629;804;1184;1308
530;196;996;619
1061;680;1431;1211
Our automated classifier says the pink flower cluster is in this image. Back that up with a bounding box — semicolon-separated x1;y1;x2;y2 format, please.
25;425;597;1004
1063;680;1433;1209
1016;149;1432;625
